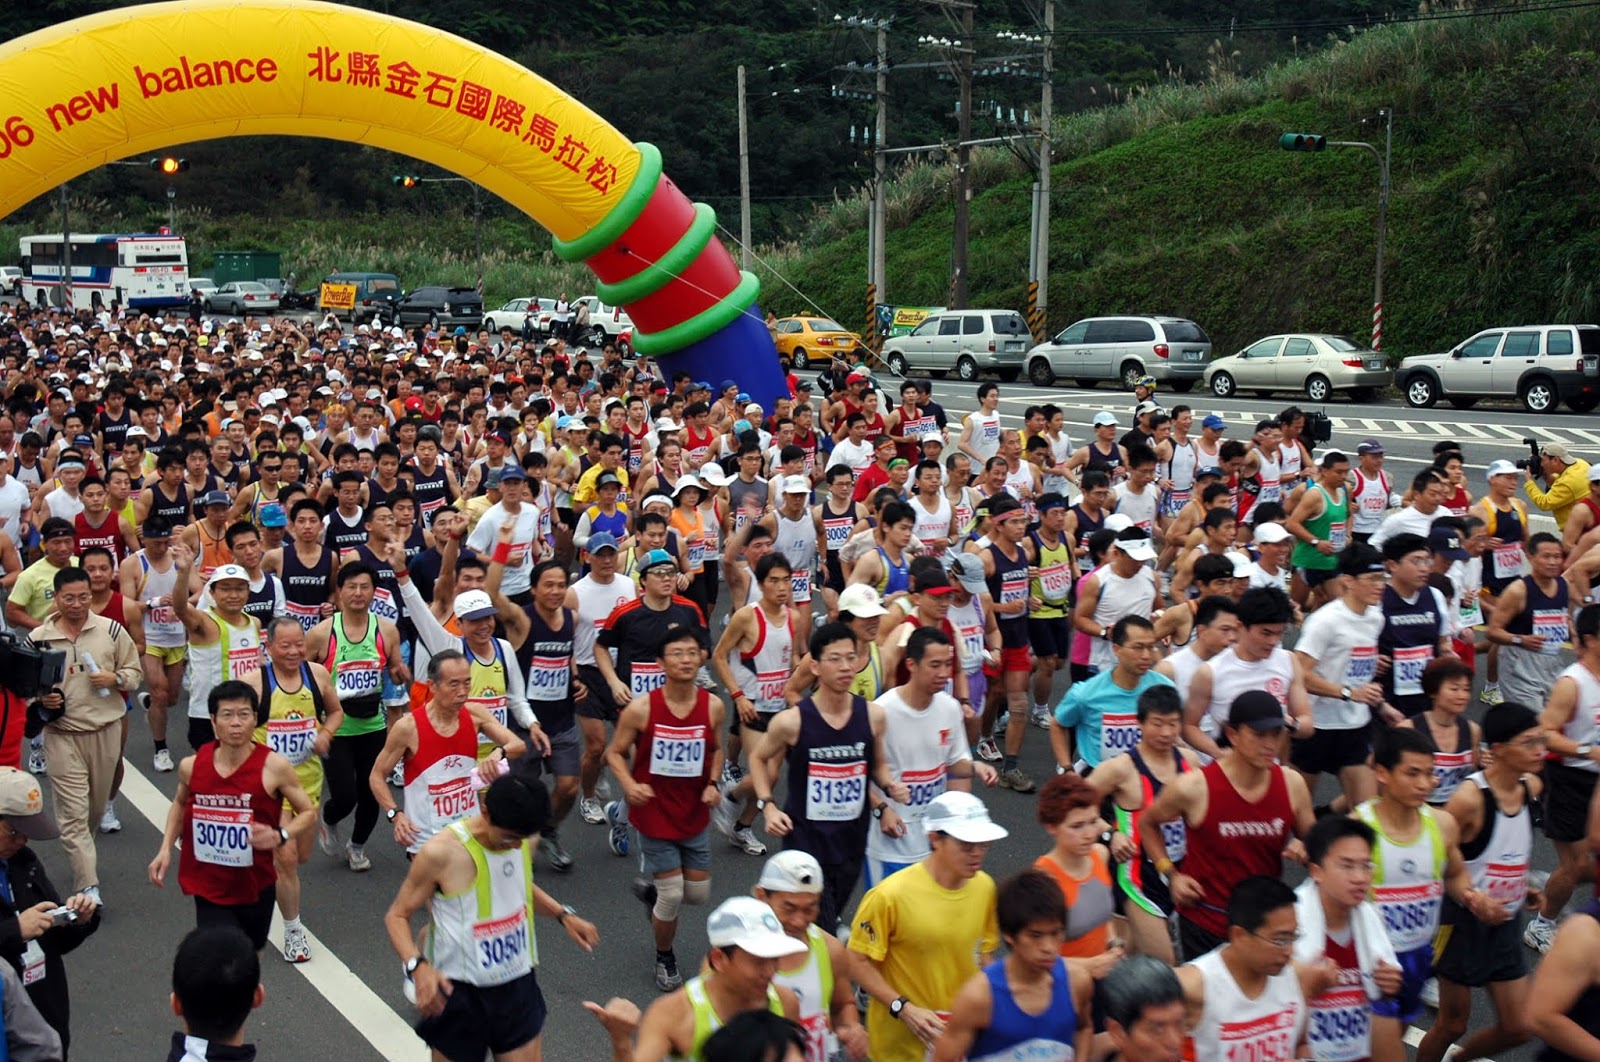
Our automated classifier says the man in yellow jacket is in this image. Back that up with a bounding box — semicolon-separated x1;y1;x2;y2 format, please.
1525;440;1591;530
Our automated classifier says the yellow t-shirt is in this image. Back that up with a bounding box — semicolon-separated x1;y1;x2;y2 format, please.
848;861;999;1062
11;557;78;623
572;464;630;506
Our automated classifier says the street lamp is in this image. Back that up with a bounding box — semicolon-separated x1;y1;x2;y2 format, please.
392;173;483;290
1279;110;1392;350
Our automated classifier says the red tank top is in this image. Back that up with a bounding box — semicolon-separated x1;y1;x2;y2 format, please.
1182;760;1293;936
630;687;714;841
861;412;887;446
95;591;128;629
1582;497;1600;526
685;425;716;466
178;742;280;904
74;512;125;564
403;705;479;786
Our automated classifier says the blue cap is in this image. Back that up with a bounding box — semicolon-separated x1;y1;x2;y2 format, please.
642;548;677;571
1202;414;1227;430
198;489;231;508
498;464;527;482
557;415;583;430
736;392;751;404
453;326;467;336
720;379;739;393
587;532;619;552
693;380;712;392
1195;465;1225;479
733;419;752;434
258;503;287;528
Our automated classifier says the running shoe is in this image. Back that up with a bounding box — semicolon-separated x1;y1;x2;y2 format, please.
1419;977;1439;1009
730;826;767;856
693;667;717;691
993;711;1008;738
27;744;44;776
538;836;574;873
579;797;606;824
282;925;311;963
98;802;121;834
345;843;372;872
998;766;1037;793
655;951;683;992
80;885;102;909
1524;916;1558;954
1030;707;1052;730
631;876;658;914
721;761;746;789
975;737;1001;763
136;691;152;714
388;763;405;787
318;818;344;858
711;783;741;838
604;801;630;857
152;748;175;773
1480;684;1503;706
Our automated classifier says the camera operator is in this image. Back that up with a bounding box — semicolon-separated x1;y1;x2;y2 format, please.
0;767;100;1057
1525;440;1591;531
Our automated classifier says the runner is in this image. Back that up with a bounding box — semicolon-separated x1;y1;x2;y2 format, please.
755;475;819;651
1477;459;1528;705
931;868;1094;1062
171;548;264;752
566;532;639;827
119;514;184;772
1396;658;1481;807
1031;772;1120;962
384;772;600;1062
1525;880;1600;1060
1027;493;1073;728
850;791;1006;1062
1101;956;1188;1062
1485;531;1571;710
1184;587;1313;761
1052;614;1172;776
1140;690;1316;960
1286;449;1351;610
980;496;1035;791
815;465;860;620
270;498;337;633
242;618;341;964
148;680;316;952
605;626;725;992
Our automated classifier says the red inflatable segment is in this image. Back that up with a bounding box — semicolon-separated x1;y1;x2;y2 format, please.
583;174;697;286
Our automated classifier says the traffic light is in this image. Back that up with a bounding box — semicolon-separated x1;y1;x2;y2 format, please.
150;156;189;174
392;175;421;188
1278;133;1326;152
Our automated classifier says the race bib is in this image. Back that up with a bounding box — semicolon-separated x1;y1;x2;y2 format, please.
228;645;263;680
790;569;812;604
1483;860;1529;907
428;776;478;824
1216;1009;1298;1062
900;764;948;815
1342;645;1378;687
1259;480;1282;505
191;806;253;867
370;586;400;622
956;623;985;667
147;602;179;627
1391;645;1432;698
649;723;706;778
904;415;938;440
284;600;322;632
824;517;852;551
527;655;570;701
1160;817;1188;863
19;940;45;986
999;570;1027;605
1309;982;1370;1062
1100;711;1140;761
1459;591;1484;629
336;659;383;698
1362;491;1386;514
1372;881;1443;952
806;761;866;821
473;909;530;983
1492;543;1524;580
1088;635;1114;672
469;695;509;742
1038;562;1071;603
630;661;667;698
1533;608;1568;656
687;540;707;569
1328;522;1348;550
265;716;317;765
755;669;788;707
1432;749;1475;802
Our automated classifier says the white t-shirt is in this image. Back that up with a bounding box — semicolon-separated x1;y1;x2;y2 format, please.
42;488;83;523
465;501;542;595
0;478;29;546
829;437;875;472
1368;505;1442;550
1296;599;1386;729
866;686;970;864
1246;561;1290;594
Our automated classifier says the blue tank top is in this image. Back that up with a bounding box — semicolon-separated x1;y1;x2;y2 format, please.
968;956;1078;1062
1379;584;1444;713
875;545;909;596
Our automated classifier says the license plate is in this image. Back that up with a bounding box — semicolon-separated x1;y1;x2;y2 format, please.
1005;341;1025;351
1367;359;1386;370
1183;350;1205;362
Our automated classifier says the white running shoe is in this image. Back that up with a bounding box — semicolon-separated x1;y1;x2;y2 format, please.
318;818;344;858
580;797;606;824
711;783;741;838
98;802;121;834
27;746;45;775
80;885;103;909
1420;977;1439;1009
1524;916;1558;954
152;748;175;773
388;763;405;787
282;925;311;963
730;826;767;856
345;843;372;872
1030;707;1052;730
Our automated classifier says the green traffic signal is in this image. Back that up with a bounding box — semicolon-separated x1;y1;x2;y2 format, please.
1278;133;1326;152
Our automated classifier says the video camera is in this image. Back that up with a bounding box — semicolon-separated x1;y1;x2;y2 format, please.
1515;438;1541;471
1305;410;1334;446
0;632;64;700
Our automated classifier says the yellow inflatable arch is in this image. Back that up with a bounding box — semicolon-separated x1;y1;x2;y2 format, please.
0;0;789;403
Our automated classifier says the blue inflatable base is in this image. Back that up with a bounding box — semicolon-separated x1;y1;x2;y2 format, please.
656;304;790;413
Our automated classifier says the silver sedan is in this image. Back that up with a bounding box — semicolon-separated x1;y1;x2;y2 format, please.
1204;333;1391;402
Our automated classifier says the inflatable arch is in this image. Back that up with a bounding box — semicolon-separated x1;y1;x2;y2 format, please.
0;0;790;407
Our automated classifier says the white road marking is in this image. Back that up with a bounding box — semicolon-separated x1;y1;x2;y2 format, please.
118;764;422;1060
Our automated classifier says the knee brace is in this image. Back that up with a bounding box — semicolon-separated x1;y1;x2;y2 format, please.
683;876;712;907
652;874;686;923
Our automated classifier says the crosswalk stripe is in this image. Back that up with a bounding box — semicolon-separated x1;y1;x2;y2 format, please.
1487;424;1528;440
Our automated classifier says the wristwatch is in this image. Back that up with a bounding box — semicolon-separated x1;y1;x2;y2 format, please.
890;996;910;1020
277;827;290;847
404;955;427;976
557;904;577;926
1579;744;1594;759
1339;686;1352;701
872;805;885;820
754;798;770;812
386;807;401;822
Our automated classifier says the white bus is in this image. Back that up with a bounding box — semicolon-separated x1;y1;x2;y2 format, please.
18;232;190;311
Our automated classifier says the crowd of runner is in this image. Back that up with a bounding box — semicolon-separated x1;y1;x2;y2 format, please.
0;298;1598;1062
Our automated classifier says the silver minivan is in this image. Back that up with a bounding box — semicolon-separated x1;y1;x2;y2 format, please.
1026;315;1212;390
880;309;1031;381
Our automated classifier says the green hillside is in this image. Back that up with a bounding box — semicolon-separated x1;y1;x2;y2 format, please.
750;6;1600;359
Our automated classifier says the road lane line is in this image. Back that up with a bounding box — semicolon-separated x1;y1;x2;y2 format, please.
118;764;423;1060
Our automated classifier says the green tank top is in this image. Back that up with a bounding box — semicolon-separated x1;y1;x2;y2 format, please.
1289;483;1349;571
848;642;882;698
673;976;784;1062
1029;530;1073;619
329;614;387;736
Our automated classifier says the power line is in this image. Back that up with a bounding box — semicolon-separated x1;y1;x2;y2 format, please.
1054;0;1600;39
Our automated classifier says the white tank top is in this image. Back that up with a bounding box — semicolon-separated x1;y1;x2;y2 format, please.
1184;948;1306;1062
947;594;986;675
1088;567;1156;670
1003;461;1036;506
967;412;1002;461
570;574;637;666
1461;772;1533;911
771;926;832;1062
1350;471;1391;534
349;428;380;452
1557;661;1600;772
136;552;186;648
909;494;953;552
1256;449;1282;505
1204;646;1295;737
425;822;535;986
1114;482;1158;533
1279;442;1304;484
774;510;819;605
867;687;966;862
401;710;479;853
1164;644;1207;707
734;605;795;714
1168;438;1200;491
186;611;263;720
1353;799;1446;953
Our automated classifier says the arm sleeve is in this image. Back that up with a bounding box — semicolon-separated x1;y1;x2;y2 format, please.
503;639;533;728
398;578;457;657
572;509;595;551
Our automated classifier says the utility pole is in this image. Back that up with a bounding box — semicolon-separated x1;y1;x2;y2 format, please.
59;184;72;311
1372;106;1391;352
737;64;752;271
167;186;176;233
953;0;974;308
1035;0;1052;332
873;22;888;308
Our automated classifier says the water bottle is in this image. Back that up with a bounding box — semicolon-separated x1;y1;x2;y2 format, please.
80;652;111;698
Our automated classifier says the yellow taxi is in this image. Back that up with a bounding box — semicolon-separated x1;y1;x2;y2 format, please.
773;316;863;369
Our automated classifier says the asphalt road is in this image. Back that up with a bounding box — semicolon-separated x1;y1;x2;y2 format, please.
49;375;1595;1061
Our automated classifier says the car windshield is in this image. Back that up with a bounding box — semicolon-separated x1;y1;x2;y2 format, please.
1162;321;1209;342
368;278;399;293
809;319;847;333
1322;336;1369;352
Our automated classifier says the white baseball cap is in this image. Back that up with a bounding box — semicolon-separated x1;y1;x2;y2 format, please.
205;564;251;589
1485;459;1519;479
705;896;808;957
781;474;811;495
836;583;888;618
923;791;1009;843
756;850;825;895
697;463;729;487
453;590;498;621
1253;522;1292;545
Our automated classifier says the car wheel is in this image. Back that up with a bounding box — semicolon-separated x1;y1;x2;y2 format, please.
956;356;978;381
481;318;494;332
1570;395;1600;413
1170;380;1196;393
1210;372;1235;398
997;368;1021;383
887;352;908;376
1028;359;1057;387
1521;377;1557;414
1447;396;1479;410
790;348;809;370
1350;387;1380;403
428;313;441;330
1119;363;1145;390
1305;374;1331;402
1403;374;1438;409
1075;379;1098;389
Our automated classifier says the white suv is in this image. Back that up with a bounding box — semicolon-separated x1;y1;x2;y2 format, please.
1395;324;1600;413
879;309;1031;381
1026;315;1212;390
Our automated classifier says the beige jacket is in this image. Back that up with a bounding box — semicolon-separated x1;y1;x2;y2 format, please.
28;612;144;732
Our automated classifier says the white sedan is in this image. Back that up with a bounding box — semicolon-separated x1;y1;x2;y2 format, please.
1204;333;1391;403
483;298;540;333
